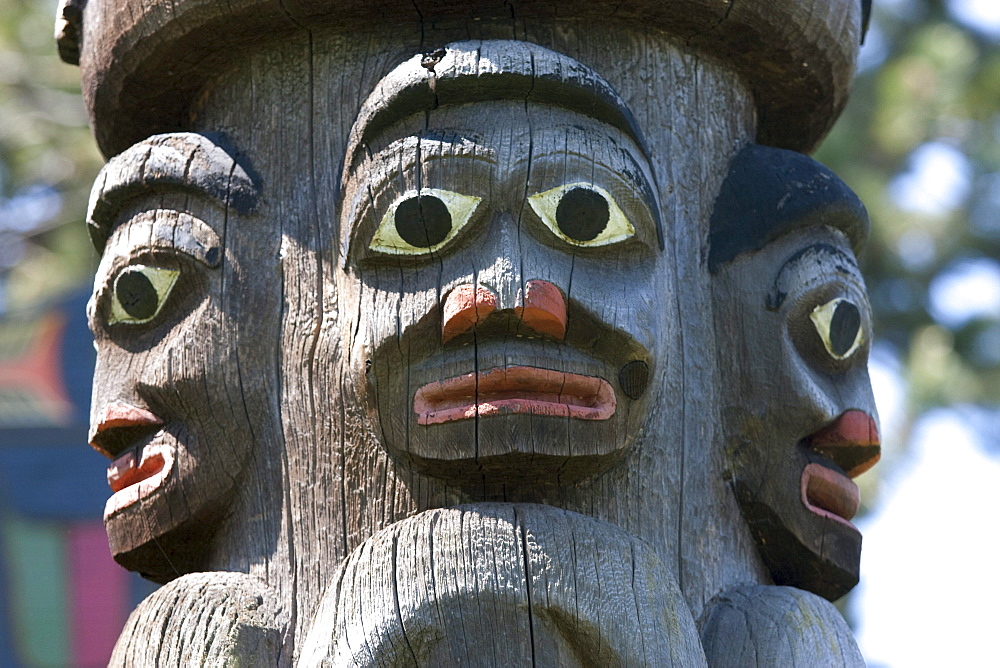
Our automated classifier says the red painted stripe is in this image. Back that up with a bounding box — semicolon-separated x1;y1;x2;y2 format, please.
68;523;127;666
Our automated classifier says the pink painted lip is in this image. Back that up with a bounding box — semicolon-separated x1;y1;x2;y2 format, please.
104;442;174;518
414;366;616;425
90;404;173;516
801;462;861;529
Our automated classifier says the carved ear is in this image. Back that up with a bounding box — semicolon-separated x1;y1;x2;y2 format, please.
707;143;869;273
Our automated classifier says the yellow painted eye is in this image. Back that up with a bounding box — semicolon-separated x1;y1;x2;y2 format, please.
810;298;864;360
109;265;180;325
369;188;481;255
528;182;635;247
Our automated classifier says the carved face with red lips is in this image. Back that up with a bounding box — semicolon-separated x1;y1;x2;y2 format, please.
709;145;881;600
84;133;277;581
337;43;668;486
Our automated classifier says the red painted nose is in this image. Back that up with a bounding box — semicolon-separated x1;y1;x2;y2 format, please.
442;280;567;343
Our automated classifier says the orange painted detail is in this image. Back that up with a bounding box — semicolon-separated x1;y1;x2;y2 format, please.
515;279;567;340
106;447;166;493
801;462;861;528
89;404;164;457
805;410;881;477
104;443;174;517
414;366;615;425
442;284;497;343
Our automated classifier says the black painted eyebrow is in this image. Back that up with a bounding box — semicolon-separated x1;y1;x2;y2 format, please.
87;132;259;252
708;143;869;273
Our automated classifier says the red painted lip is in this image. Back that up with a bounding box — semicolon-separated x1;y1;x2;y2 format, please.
90;404;173;515
413;366;616;425
801;462;860;528
805;410;881;478
104;443;175;517
89;403;164;458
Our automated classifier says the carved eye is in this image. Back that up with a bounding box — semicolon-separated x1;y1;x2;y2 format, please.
528;183;635;247
810;298;864;360
109;265;180;325
369;188;481;255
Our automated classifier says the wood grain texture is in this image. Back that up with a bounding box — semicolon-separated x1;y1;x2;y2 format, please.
72;0;860;157
68;10;875;664
301;504;707;666
698;585;864;667
109;572;288;666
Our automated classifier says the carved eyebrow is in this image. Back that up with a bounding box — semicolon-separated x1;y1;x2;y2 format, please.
345;40;652;178
767;242;862;310
87;132;259;252
708;144;869;274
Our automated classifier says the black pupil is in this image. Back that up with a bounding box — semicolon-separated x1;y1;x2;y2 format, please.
115;270;159;320
394;195;452;248
829;301;861;356
555;187;610;242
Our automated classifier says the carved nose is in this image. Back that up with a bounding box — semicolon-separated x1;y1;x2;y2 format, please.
442;280;567;343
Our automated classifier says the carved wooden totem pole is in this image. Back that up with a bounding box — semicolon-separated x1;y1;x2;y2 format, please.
58;0;880;664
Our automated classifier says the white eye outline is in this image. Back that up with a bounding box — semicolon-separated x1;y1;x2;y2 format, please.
109;264;181;325
528;182;635;247
810;297;864;360
369;188;482;255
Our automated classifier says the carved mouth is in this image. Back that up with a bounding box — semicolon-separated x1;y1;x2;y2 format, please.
90;404;173;517
413;366;616;425
105;443;175;517
804;410;881;477
801;462;860;527
798;410;880;528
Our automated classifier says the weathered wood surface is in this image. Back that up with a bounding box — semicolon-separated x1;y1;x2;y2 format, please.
698;585;864;667
110;571;287;666
64;0;878;664
70;0;861;157
709;145;880;602
301;504;706;666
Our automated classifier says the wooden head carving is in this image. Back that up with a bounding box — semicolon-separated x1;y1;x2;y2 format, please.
59;0;877;662
337;41;662;486
85;133;285;582
709;144;881;601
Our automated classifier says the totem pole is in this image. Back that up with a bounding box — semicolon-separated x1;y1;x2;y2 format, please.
57;0;880;664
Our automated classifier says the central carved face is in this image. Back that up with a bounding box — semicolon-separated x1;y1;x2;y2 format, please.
338;101;665;484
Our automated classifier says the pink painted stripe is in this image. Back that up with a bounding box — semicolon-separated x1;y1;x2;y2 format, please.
68;522;128;666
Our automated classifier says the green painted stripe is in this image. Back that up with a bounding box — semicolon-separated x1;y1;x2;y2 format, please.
2;515;69;666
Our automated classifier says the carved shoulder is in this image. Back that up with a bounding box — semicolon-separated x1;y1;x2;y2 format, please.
698;585;864;667
110;572;289;667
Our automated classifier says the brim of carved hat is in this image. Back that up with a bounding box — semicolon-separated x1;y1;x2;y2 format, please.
63;0;862;158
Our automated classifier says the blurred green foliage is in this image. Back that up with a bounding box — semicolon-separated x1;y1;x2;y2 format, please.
818;0;1000;434
0;0;102;310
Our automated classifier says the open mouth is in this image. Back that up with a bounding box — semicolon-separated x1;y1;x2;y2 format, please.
413;366;616;425
104;443;174;516
90;404;173;516
801;462;860;527
800;410;881;527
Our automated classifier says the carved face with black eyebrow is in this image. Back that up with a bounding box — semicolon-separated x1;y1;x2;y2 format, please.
710;144;881;600
336;41;673;486
85;133;280;582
